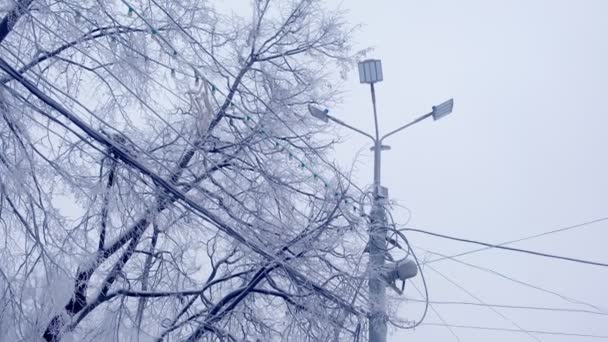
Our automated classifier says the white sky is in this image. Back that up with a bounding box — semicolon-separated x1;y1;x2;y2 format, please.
325;0;608;341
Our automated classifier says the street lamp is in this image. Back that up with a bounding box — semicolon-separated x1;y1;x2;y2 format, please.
307;105;329;123
383;258;418;295
358;59;383;84
308;59;453;342
432;98;454;121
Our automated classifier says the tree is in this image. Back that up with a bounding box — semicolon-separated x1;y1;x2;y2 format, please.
0;0;377;340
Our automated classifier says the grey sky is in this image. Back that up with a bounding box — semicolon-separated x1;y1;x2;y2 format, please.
324;0;608;341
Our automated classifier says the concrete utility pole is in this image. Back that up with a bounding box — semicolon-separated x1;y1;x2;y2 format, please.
308;59;454;342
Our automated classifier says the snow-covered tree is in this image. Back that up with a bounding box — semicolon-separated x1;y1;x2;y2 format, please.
0;0;374;340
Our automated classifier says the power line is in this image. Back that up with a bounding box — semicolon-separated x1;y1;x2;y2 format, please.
404;227;608;268
421;322;608;339
0;56;364;318
416;246;605;313
425;217;608;264
4;9;372;314
24;5;367;227
11;2;372;261
126;0;369;196
406;298;608;317
425;264;541;342
9;12;358;254
410;282;462;342
384;210;429;330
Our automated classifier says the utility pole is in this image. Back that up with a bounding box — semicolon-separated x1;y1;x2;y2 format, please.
308;59;454;342
367;75;390;342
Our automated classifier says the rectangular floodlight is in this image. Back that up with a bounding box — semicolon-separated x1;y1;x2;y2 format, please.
358;59;383;84
307;104;329;123
432;98;454;120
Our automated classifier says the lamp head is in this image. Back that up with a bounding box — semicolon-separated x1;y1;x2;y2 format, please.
384;258;418;282
307;104;329;123
432;98;454;121
358;59;383;84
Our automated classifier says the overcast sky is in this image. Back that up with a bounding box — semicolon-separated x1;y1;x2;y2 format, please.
323;1;608;341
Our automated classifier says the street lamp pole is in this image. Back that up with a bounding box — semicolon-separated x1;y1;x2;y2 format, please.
308;59;454;342
370;89;387;342
359;59;390;342
371;82;382;191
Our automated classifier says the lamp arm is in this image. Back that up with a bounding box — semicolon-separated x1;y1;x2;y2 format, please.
327;115;377;143
380;112;433;143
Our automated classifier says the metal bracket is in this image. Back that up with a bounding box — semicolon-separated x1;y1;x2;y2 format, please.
376;185;388;199
370;145;391;151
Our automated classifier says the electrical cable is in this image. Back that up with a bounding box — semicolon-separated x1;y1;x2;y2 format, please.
1;2;379;327
420;322;608;339
26;6;365;228
4;9;365;342
0;55;367;320
426;217;608;264
425;263;542;342
406;298;608;316
404;227;608;268
5;13;351;254
124;0;368;195
415;246;605;313
384;209;429;329
410;282;461;342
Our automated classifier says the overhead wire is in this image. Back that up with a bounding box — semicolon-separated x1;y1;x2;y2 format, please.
0;55;368;319
384;208;429;329
415;246;605;313
380;201;608;338
4;7;366;342
30;3;362;219
424;263;542;342
2;0;384;326
2;2;373;314
410;282;461;342
122;0;368;195
10;9;349;246
420;322;608;339
425;217;608;264
0;28;195;179
41;3;374;305
404;227;608;268
1;5;278;272
405;298;608;317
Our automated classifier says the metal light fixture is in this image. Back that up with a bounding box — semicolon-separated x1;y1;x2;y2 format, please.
307;104;329;123
383;258;418;295
358;59;383;84
384;258;418;283
431;98;454;121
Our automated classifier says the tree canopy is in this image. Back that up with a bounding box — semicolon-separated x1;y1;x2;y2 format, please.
0;0;388;341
